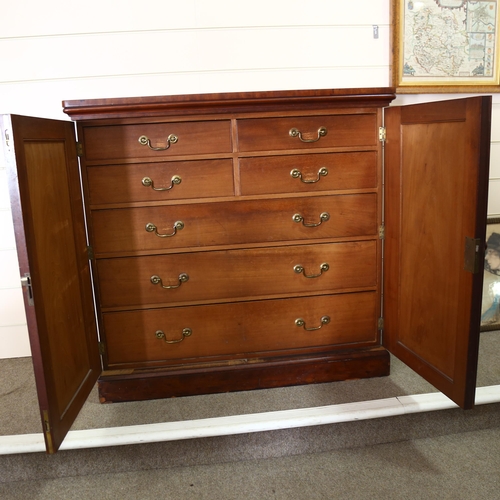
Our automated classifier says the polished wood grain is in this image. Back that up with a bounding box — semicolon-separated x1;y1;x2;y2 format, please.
63;88;396;120
384;96;491;409
91;194;377;256
82;119;232;161
77;90;388;402
2;115;100;453
98;347;390;401
239;152;377;195
9;88;490;450
96;241;377;309
102;292;379;367
66;91;390;404
87;158;234;205
237;113;377;152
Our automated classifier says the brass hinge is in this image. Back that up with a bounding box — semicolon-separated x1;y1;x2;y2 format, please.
379;126;387;143
43;410;51;433
379;224;385;240
20;273;34;306
86;245;94;260
378;317;384;330
42;410;55;454
76;142;83;157
98;342;106;355
464;237;481;274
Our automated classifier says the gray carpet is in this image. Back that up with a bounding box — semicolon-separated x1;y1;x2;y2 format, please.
0;426;499;499
0;331;499;491
1;331;499;436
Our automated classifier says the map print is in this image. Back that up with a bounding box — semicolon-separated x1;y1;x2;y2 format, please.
403;0;498;82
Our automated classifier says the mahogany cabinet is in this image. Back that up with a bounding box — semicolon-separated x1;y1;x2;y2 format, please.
1;88;491;453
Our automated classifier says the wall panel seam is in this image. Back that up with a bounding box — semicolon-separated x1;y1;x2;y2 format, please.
0;24;392;41
0;66;391;86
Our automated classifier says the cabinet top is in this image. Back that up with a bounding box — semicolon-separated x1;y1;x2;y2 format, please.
63;87;396;121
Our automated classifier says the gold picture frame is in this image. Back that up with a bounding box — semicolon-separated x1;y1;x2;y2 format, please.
392;0;500;93
481;217;500;332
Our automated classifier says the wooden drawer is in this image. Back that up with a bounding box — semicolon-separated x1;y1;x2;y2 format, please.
237;114;378;152
82;120;232;161
96;241;377;308
91;194;377;255
239;152;377;195
102;292;379;366
86;159;234;205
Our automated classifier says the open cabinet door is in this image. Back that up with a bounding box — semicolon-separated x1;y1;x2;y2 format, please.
1;115;101;453
384;97;491;409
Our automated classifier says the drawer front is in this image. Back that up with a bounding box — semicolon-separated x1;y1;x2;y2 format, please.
239;152;377;195
91;194;377;255
102;292;379;366
237;114;378;152
96;241;377;308
87;159;234;205
83;120;232;161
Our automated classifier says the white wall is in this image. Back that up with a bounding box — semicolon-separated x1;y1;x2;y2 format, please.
0;0;498;358
0;0;390;119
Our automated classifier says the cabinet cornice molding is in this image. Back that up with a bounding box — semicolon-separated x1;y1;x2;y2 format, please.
63;87;396;121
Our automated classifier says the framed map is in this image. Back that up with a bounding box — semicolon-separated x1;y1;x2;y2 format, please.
392;0;500;92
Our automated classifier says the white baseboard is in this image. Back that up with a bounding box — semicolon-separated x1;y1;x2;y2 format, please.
1;385;499;455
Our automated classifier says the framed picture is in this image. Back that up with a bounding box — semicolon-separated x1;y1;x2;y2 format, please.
392;0;500;93
481;217;500;331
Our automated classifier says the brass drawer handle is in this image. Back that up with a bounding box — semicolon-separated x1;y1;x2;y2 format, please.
295;316;330;331
155;328;192;344
290;167;328;184
138;134;178;151
142;175;182;191
150;273;189;289
294;263;329;278
292;212;330;227
289;126;327;143
145;221;184;237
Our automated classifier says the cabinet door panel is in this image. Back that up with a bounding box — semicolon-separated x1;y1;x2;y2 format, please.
384;97;491;409
1;115;100;453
